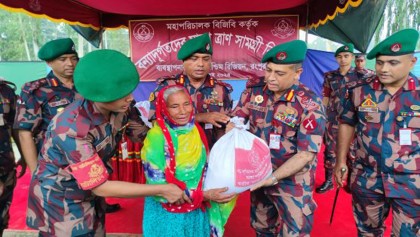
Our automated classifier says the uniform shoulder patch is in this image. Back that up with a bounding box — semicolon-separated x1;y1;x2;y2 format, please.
345;75;375;90
21;78;48;94
246;77;265;88
156;75;179;85
295;86;321;112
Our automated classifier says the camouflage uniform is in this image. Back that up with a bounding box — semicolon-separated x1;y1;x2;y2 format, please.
14;71;81;151
340;74;420;236
148;74;233;148
232;77;326;236
26;99;148;236
0;79;17;231
322;67;374;170
356;68;375;76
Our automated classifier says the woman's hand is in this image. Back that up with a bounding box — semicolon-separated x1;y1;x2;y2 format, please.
225;122;235;133
204;187;236;203
162;184;192;204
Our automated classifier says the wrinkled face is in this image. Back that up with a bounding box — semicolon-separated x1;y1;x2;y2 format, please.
183;53;212;81
335;52;353;67
355;57;366;70
375;54;417;86
264;62;302;96
166;90;193;126
96;93;134;113
47;54;78;79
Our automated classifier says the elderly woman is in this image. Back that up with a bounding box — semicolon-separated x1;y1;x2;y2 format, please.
141;85;236;237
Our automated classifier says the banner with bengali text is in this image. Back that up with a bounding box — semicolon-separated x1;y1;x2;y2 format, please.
129;15;299;81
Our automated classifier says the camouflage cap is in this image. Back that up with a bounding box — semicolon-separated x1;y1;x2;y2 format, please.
261;40;307;64
335;43;354;57
74;49;139;102
367;28;419;59
38;38;77;61
177;33;213;60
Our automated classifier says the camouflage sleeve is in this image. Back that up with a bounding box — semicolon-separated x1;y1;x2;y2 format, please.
230;88;252;122
148;81;170;121
13;84;42;132
52;132;109;190
126;101;149;143
222;84;233;113
322;73;331;98
297;98;326;153
339;88;358;126
5;86;17;126
216;80;233;114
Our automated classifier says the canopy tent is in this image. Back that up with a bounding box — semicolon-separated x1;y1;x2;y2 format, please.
0;0;387;52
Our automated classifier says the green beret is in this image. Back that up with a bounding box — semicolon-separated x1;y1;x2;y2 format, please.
177;33;213;60
367;29;419;60
74;49;139;102
261;40;307;64
335;43;354;57
38;38;77;61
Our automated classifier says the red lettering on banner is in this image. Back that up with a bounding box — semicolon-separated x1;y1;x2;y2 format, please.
129;15;299;81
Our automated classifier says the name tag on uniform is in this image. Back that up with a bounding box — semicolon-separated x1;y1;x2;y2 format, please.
399;128;412;145
48;98;70;107
96;136;111;152
0;114;4;126
121;141;129;159
269;133;281;150
205;123;213;130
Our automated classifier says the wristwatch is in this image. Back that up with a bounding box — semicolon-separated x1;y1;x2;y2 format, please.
270;174;278;185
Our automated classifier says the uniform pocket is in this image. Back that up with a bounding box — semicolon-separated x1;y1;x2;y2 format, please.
302;200;317;216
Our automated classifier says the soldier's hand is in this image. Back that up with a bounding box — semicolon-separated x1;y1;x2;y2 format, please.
16;158;27;178
250;176;276;191
334;164;348;188
162;184;192;204
195;112;230;128
204;187;236;203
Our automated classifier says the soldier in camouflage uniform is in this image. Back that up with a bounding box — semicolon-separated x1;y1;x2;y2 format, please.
317;43;374;194
148;33;232;149
27;50;188;236
14;38;121;213
355;54;375;75
14;38;80;174
335;29;420;236
231;40;326;236
0;78;23;236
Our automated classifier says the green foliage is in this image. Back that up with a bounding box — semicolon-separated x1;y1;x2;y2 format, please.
371;0;420;50
0;8;129;61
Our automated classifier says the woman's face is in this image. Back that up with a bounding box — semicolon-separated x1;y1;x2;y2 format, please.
166;90;193;126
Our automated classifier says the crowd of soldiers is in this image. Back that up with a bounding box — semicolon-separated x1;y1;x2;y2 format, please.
0;28;418;236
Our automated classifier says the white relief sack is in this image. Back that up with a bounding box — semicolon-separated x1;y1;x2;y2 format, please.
204;117;272;194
